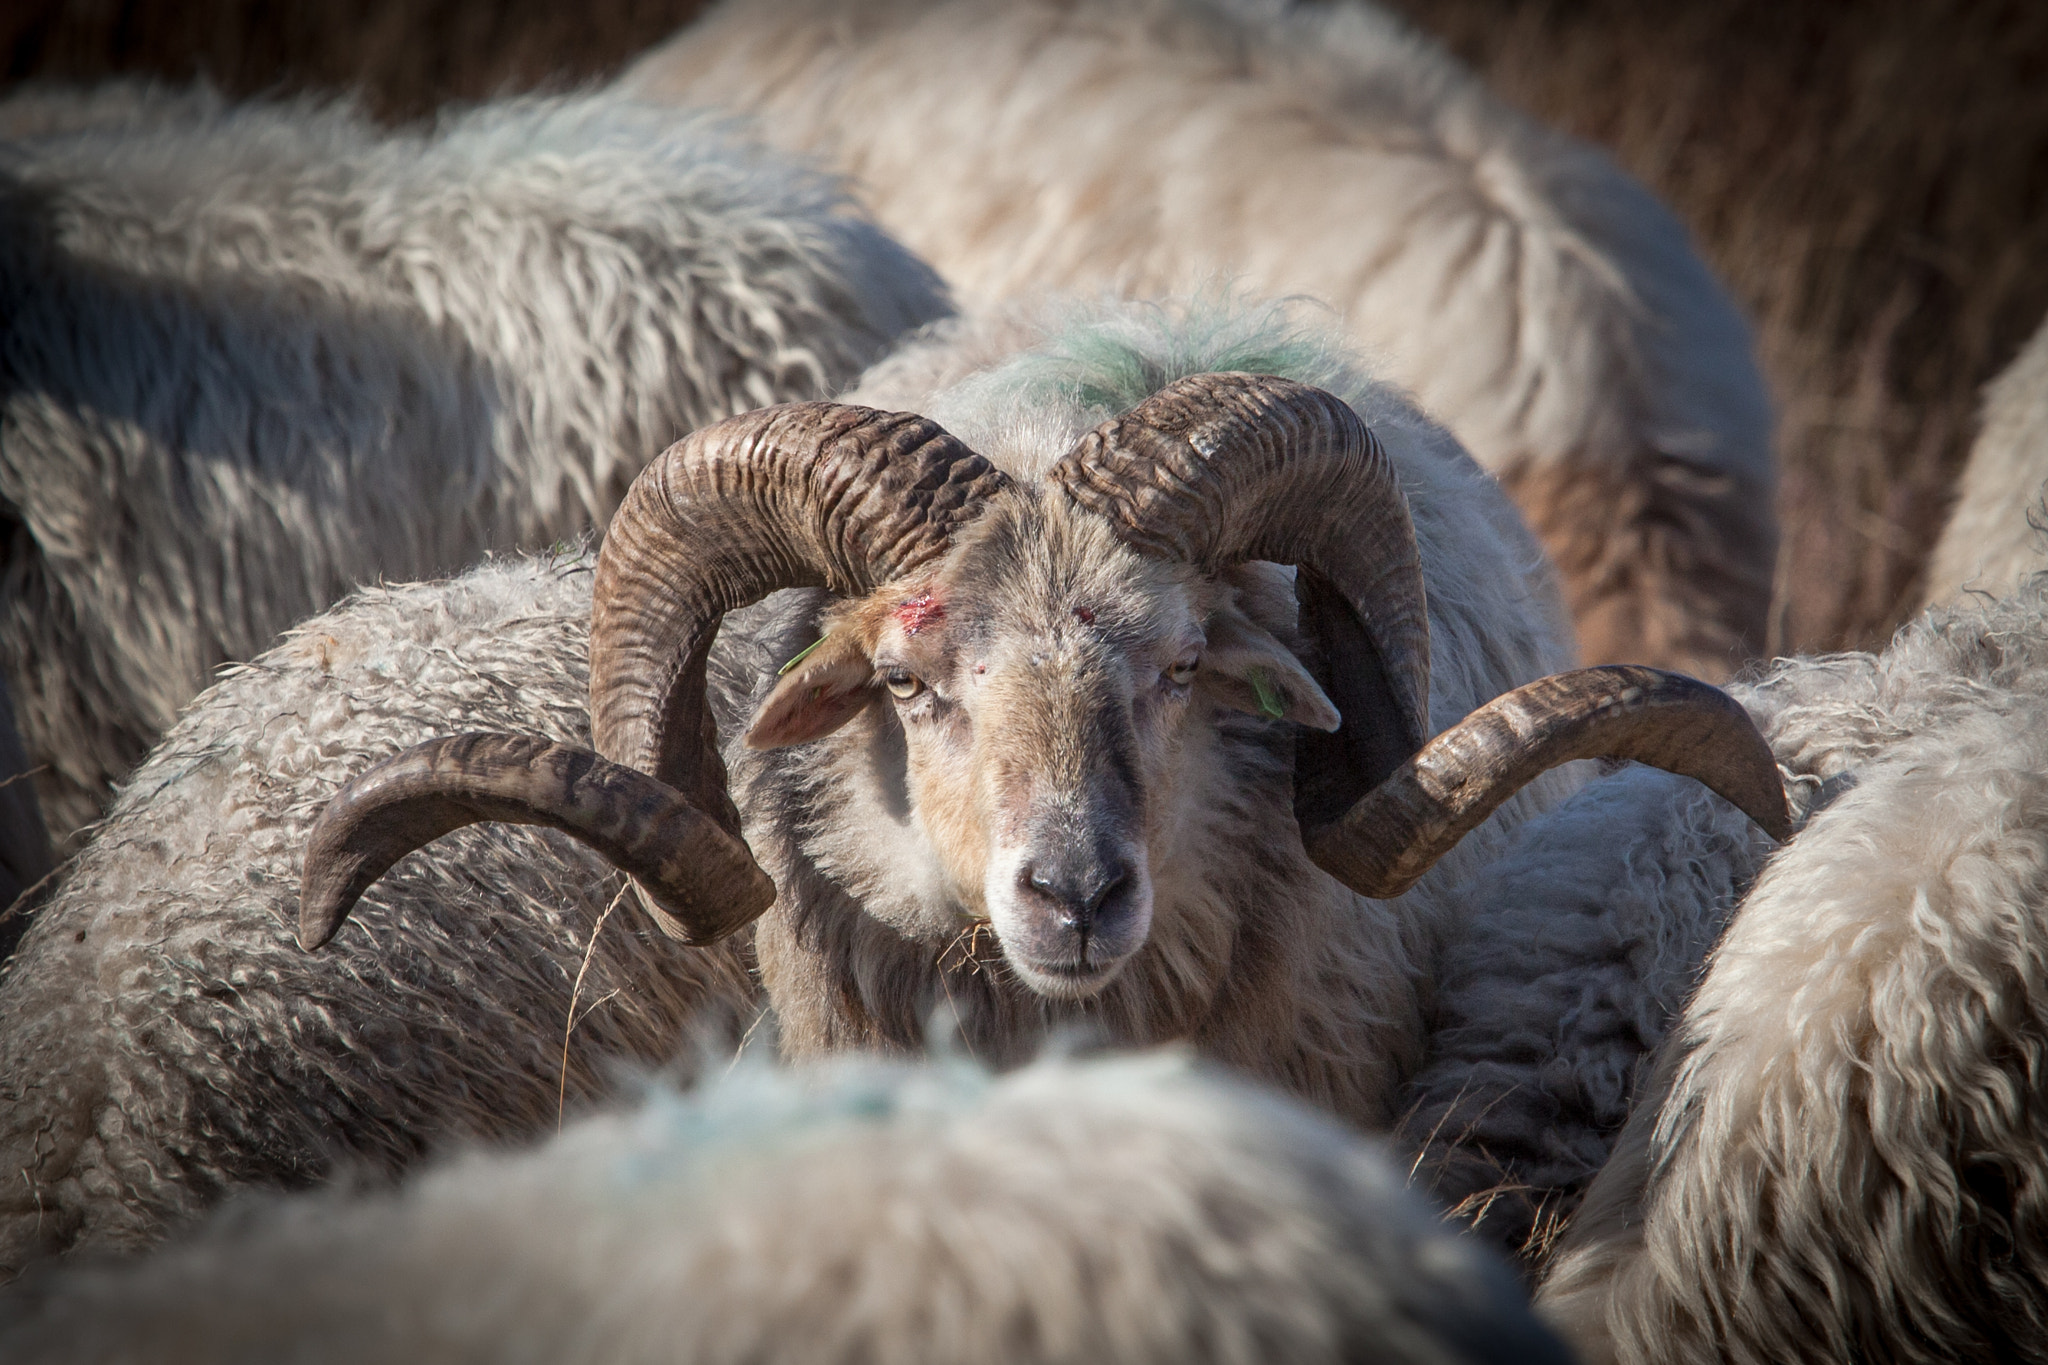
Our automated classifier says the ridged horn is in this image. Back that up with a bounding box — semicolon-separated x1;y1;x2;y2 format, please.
1305;665;1793;900
594;402;1013;814
1048;371;1430;812
300;402;1010;950
299;733;772;950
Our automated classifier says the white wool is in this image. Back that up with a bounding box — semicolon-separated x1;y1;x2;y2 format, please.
1539;579;2048;1364
1400;765;1769;1236
0;552;758;1274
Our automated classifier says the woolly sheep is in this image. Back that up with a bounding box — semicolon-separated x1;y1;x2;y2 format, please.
0;298;1788;1273
0;552;756;1274
1922;309;2048;607
1392;758;1774;1250
627;0;1779;680
0;1050;1576;1365
0;80;948;845
1533;579;2048;1363
1324;574;2048;1353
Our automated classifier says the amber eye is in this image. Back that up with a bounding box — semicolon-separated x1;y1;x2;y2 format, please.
884;671;925;700
1165;657;1199;687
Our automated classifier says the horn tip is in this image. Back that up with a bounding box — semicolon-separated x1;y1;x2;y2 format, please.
295;864;357;952
635;863;778;946
296;904;342;952
1758;797;1796;844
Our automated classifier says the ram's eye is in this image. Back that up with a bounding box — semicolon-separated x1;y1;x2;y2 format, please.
1165;657;1199;687
884;671;925;700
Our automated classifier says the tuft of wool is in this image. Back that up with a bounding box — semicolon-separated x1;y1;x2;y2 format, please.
1398;764;1771;1254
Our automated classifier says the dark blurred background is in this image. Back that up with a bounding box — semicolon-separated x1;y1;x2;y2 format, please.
6;0;2045;655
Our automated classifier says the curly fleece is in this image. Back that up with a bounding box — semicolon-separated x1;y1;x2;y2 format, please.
1540;579;2048;1364
0;553;758;1275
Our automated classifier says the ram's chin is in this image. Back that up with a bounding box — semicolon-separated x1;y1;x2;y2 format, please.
1003;952;1131;1001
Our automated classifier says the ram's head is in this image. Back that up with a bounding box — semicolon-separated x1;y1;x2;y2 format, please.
300;375;1789;997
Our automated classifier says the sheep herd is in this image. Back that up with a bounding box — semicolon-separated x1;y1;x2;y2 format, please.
1;1;2045;1362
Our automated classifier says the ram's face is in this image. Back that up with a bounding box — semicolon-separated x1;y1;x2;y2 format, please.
746;497;1337;999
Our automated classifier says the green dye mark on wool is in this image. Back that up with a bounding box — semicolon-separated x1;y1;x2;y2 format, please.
1249;667;1286;720
1000;294;1356;420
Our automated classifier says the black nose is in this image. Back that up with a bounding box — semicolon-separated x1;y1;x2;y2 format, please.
1019;852;1133;932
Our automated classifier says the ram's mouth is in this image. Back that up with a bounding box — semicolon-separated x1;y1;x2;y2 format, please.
1004;950;1131;1001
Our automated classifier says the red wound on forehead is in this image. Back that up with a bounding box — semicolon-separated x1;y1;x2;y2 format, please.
1074;606;1096;624
895;593;946;636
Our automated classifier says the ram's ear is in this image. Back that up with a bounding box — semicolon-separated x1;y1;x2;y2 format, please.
745;631;877;749
1197;603;1341;732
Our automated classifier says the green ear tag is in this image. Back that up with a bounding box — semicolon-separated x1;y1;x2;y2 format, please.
1249;667;1286;720
777;637;827;676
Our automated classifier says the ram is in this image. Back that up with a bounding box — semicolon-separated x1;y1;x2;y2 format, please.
309;298;1784;1120
0;80;947;851
0;300;1787;1272
1922;308;2048;607
0;1050;1575;1365
627;0;1779;680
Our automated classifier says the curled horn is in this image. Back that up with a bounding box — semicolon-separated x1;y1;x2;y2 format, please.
1306;666;1794;900
1051;373;1789;900
590;401;1009;805
298;402;1010;950
1049;372;1432;803
299;734;770;950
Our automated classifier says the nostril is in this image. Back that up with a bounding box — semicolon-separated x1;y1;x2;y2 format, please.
1021;863;1076;922
1085;866;1129;915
